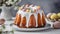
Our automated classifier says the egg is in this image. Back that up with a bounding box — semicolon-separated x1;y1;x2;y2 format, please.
26;8;31;12
50;13;58;20
57;13;60;18
0;19;5;25
37;6;40;10
53;21;60;29
47;13;52;19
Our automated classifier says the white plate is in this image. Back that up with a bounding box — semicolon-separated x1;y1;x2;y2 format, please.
12;17;53;32
13;24;53;32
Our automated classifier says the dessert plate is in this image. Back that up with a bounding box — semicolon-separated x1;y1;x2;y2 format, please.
12;17;53;32
13;24;53;32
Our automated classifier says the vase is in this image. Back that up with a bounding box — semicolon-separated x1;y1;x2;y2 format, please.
0;6;13;20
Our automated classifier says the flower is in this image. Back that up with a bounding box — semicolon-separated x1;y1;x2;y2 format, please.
0;0;20;7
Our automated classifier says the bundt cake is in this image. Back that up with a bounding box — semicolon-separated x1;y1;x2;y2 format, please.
14;4;46;28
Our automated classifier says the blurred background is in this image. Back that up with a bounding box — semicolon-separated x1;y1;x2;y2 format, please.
0;0;60;17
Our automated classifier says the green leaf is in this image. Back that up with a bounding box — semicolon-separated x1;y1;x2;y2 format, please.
0;29;2;34
12;0;14;2
11;30;14;34
2;24;5;29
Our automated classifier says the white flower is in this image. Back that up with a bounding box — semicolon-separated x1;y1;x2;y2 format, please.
0;0;20;7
